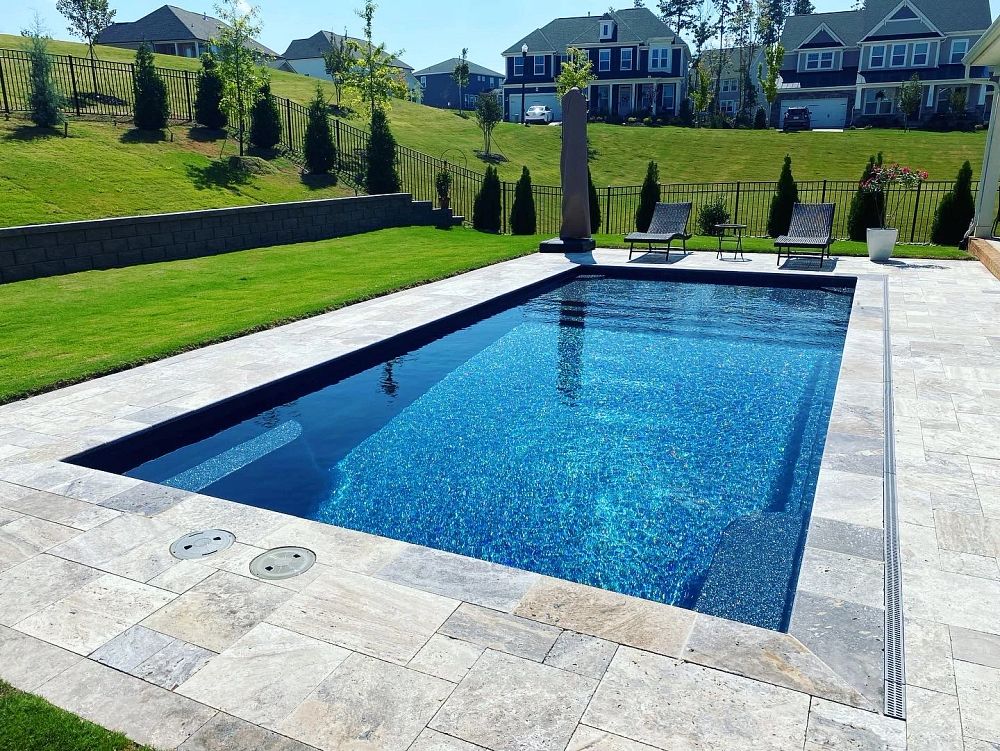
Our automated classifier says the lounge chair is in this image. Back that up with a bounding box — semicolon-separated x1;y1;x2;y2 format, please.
775;203;835;267
626;202;693;260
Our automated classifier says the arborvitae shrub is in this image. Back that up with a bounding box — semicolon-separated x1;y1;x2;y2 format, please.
195;53;227;129
133;43;169;131
304;88;336;174
510;166;537;235
635;161;661;232
847;153;884;240
931;161;975;246
365;108;401;194
588;168;601;233
25;31;63;128
249;82;282;150
753;107;767;129
472;165;502;232
767;154;799;237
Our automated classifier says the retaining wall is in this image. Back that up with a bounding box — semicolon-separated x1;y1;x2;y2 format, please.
0;194;456;283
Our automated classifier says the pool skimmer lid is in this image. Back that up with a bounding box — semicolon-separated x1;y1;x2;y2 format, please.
169;529;236;560
251;547;316;580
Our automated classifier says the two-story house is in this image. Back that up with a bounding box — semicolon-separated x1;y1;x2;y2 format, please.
699;46;766;117
412;58;505;110
500;8;691;122
278;31;416;90
777;0;993;129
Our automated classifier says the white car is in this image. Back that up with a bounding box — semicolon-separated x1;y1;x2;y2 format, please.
524;104;554;124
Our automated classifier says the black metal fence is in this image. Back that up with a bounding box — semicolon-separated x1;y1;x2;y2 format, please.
0;46;973;243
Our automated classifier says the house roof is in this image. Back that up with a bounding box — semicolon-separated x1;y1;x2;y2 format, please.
502;7;682;56
96;5;275;55
280;30;412;71
781;0;992;50
698;46;763;76
412;58;504;78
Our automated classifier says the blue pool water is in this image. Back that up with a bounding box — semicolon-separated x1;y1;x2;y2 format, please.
114;272;853;630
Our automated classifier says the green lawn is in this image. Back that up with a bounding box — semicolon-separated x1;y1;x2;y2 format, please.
0;226;540;403
0;681;152;751
0;119;351;227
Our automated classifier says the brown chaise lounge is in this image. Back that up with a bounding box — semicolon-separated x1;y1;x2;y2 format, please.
775;203;836;267
625;202;693;260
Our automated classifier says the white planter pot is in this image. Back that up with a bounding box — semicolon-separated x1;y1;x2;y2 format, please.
867;228;899;262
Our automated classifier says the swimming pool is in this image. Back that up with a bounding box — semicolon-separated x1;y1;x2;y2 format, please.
75;268;854;631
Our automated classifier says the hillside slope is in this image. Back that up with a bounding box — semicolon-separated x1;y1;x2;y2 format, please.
0;33;986;187
0;119;350;227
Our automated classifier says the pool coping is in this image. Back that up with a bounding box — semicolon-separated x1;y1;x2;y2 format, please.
0;251;900;749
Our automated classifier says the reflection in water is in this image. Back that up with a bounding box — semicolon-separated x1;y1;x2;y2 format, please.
380;360;399;398
556;294;586;404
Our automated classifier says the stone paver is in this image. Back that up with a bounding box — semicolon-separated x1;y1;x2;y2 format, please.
438;603;561;662
542;631;617;680
0;624;81;691
407;633;485;683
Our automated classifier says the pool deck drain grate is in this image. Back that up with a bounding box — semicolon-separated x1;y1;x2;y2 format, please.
169;529;236;560
250;547;317;580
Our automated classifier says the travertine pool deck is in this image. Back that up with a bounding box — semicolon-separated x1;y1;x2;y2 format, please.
0;249;997;750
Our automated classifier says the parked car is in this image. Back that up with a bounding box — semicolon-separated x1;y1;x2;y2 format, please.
524;104;554;124
783;107;811;132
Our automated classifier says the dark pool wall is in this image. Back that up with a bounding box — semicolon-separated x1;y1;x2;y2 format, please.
0;194;457;284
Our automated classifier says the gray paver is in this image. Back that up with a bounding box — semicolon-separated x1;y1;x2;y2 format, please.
543;631;617;680
438;603;561;662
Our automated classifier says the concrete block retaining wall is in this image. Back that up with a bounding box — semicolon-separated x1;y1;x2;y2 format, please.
0;194;456;283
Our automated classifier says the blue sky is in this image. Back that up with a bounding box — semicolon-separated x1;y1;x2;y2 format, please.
5;0;999;72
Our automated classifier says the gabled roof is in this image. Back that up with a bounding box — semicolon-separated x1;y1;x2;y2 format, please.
698;46;764;77
502;7;683;56
280;30;412;71
412;58;504;78
781;0;992;51
96;5;275;55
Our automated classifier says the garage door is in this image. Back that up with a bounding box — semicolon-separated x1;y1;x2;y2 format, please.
780;98;849;128
509;93;561;122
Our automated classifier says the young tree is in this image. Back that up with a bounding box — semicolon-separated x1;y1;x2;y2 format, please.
712;0;732;108
323;30;353;109
366;107;401;194
195;53;227;129
133;43;169;130
950;87;968;115
472;165;502;233
588;168;602;233
56;0;115;92
636;161;661;232
754;107;767;128
897;74;922;131
21;16;63;128
758;43;784;126
453;48;470;116
348;1;407;117
931;161;975;246
847;152;883;240
474;92;503;156
691;64;715;125
791;0;814;14
249;81;281;150
767;154;799;237
555;47;594;98
510;166;537;235
214;0;267;155
304;86;336;174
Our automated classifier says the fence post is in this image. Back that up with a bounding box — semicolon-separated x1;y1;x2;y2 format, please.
734;181;742;223
67;55;81;116
184;70;193;122
502;183;508;234
605;187;612;233
0;55;9;117
821;179;828;203
910;181;922;243
285;98;293;151
335;118;342;159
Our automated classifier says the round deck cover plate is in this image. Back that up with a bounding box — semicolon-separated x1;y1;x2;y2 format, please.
169;529;236;560
250;547;316;580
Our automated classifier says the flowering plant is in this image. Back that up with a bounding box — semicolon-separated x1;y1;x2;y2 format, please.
861;164;929;229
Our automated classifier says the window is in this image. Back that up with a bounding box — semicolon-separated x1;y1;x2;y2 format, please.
863;88;893;115
912;42;929;66
890;44;907;66
661;83;675;112
720;100;736;114
534;55;545;75
722;78;738;93
513;57;524;76
596;85;610;112
599;49;611;72
650;47;670;72
621;48;633;71
870;44;885;67
420;76;427;89
951;38;969;64
600;21;614;40
805;51;835;70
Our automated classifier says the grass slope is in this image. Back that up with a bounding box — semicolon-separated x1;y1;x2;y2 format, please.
0;119;350;227
0;681;153;751
0;226;538;403
0;34;986;187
